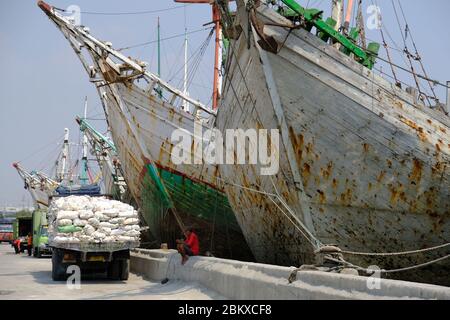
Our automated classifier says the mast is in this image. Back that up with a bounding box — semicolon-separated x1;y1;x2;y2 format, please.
446;81;450;114
212;4;221;110
183;24;189;112
157;17;162;98
58;128;70;183
175;0;222;110
331;0;343;31
344;0;355;34
79;96;89;185
356;0;366;49
76;116;126;197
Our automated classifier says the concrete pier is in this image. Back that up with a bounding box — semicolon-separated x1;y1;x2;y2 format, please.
131;249;450;300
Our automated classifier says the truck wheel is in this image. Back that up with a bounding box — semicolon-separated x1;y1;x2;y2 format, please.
119;259;129;281
52;249;66;281
107;259;120;280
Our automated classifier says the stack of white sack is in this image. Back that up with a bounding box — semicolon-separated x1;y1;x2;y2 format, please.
48;195;140;244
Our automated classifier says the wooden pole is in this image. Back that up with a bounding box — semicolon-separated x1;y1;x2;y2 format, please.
212;4;221;110
344;0;354;33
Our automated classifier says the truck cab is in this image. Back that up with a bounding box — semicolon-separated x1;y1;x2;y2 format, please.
12;211;32;253
0;222;14;243
33;210;51;257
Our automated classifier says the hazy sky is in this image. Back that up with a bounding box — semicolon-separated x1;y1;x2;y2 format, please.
1;0;449;206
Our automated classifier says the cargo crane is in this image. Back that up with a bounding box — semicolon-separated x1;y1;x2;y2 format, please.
12;163;58;209
76;116;127;200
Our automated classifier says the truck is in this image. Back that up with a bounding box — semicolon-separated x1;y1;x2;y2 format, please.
51;241;136;281
0;218;14;243
32;210;51;257
12;211;32;253
48;191;139;281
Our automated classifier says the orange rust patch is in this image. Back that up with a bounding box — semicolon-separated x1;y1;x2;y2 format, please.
332;178;338;189
417;127;427;142
298;134;304;149
431;162;443;175
377;171;386;183
436;143;442;153
302;163;311;186
426;119;432;125
399;115;428;142
410;158;423;184
321;162;333;180
316;190;326;204
340;189;353;206
363;143;370;153
386;159;393;169
289;127;304;163
389;183;404;205
168;108;175;120
439;127;447;134
305;142;314;155
424;187;437;209
368;182;372;192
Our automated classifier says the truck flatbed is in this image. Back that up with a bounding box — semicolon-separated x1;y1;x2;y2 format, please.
49;241;139;252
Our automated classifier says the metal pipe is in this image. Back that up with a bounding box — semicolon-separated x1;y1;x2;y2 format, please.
344;0;354;33
446;81;450;114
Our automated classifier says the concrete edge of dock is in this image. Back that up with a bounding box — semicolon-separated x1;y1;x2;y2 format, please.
130;249;450;300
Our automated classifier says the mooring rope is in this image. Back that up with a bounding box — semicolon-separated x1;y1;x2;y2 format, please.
340;243;450;257
216;175;450;270
325;254;450;274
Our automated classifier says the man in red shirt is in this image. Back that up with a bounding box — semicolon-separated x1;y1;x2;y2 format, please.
176;227;199;265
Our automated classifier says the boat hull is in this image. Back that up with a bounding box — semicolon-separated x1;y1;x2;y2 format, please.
97;67;253;260
216;1;450;285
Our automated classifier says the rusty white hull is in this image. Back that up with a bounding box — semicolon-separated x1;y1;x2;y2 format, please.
98;87;146;206
101;165;121;198
114;84;219;186
38;1;253;260
13;163;56;209
217;1;450;285
28;186;51;209
97;64;253;260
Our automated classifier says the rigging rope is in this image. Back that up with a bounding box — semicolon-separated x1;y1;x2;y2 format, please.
390;0;430;106
215;176;450;259
396;0;438;102
117;28;211;51
325;254;450;274
341;243;450;257
55;5;186;16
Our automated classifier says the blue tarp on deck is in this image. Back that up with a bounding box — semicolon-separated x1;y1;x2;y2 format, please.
55;184;101;196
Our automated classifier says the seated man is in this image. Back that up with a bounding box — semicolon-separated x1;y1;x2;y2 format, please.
176;227;199;265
